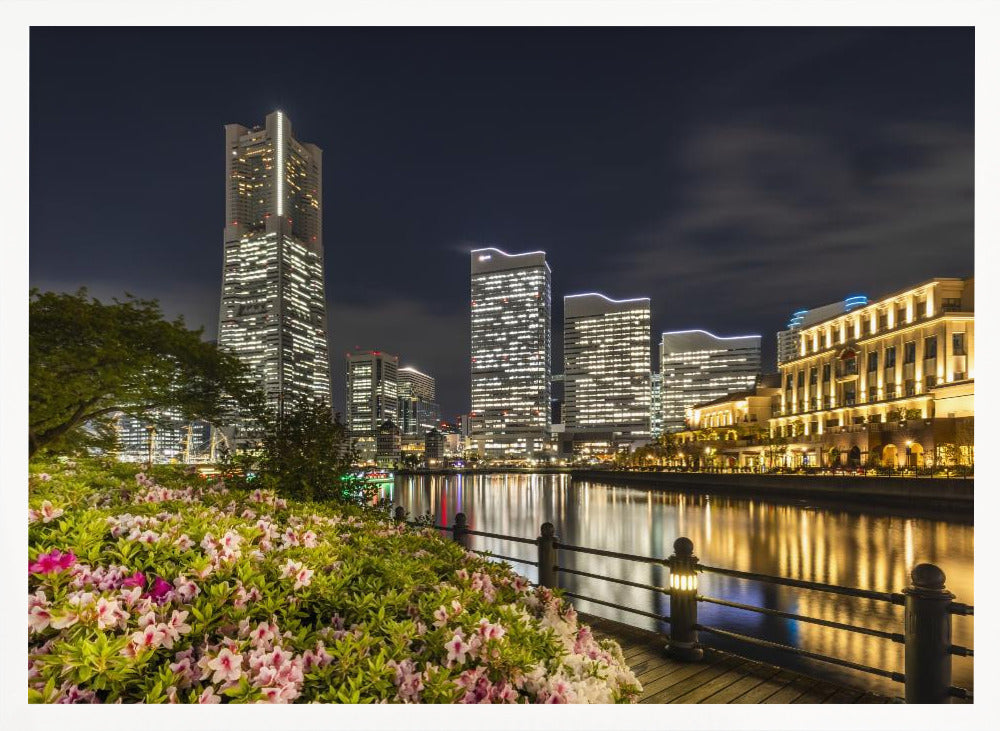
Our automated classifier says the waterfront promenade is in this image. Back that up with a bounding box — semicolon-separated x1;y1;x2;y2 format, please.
581;614;895;703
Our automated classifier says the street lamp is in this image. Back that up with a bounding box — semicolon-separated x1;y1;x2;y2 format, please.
666;537;703;661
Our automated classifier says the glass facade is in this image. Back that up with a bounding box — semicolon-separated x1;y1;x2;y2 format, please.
661;330;762;432
563;294;651;444
346;351;399;460
218;111;330;415
470;248;551;457
398;366;440;436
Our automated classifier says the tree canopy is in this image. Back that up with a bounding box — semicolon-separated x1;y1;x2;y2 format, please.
29;288;263;457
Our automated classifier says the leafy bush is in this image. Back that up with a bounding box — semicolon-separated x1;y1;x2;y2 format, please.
27;459;641;704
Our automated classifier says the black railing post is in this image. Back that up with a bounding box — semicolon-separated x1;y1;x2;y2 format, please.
904;563;954;703
393;506;405;523
538;522;558;589
453;512;469;550
666;537;703;661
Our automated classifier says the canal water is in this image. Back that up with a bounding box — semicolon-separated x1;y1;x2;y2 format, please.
386;473;974;698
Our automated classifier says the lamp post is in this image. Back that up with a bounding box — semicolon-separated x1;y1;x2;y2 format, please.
666;537;703;661
906;440;913;469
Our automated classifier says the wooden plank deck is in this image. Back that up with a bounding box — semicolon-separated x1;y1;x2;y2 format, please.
581;613;898;704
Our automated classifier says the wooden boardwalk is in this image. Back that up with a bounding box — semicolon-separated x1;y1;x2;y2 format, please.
582;614;897;704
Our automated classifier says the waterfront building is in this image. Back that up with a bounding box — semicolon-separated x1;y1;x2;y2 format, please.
346;350;399;461
398;366;440;437
217;111;331;414
375;420;401;468
470;248;552;458
562;293;651;455
650;372;663;438
676;375;782;469
769;277;974;468
660;330;762;433
776;296;868;368
424;428;445;464
115;411;216;464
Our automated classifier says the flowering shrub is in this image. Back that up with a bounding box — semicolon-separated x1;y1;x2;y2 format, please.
27;460;641;703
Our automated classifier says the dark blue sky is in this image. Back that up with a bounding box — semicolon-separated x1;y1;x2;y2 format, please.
30;27;974;419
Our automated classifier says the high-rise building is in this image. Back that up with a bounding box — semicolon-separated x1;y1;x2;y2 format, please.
346;350;399;460
398;366;440;436
563;293;651;451
650;372;663;439
470;248;551;458
217;111;330;414
776;296;868;368
661;330;762;432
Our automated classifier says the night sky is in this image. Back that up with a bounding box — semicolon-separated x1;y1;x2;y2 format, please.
29;27;974;420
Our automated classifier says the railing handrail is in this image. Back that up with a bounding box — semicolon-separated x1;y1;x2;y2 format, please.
401;511;973;700
415;520;963;608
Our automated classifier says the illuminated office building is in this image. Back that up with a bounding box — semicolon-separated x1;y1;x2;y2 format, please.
398;366;440;436
776;296;868;368
660;330;762;432
217;111;331;413
650;372;663;438
470;248;551;458
563;293;651;452
346;350;399;460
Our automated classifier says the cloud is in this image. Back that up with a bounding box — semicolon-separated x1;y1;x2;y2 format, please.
619;113;973;336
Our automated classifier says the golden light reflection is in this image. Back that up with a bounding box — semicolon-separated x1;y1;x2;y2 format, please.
388;474;973;697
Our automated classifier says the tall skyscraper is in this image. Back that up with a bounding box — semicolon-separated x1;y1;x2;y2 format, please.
563;293;651;449
660;330;762;432
776;296;868;368
470;248;551;458
650;372;663;439
398;366;440;436
346;350;399;460
217;111;331;413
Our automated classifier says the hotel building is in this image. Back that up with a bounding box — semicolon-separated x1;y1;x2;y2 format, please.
562;293;651;454
776;296;868;368
217;111;331;413
346;350;399;461
770;277;974;468
660;330;762;433
470;248;552;458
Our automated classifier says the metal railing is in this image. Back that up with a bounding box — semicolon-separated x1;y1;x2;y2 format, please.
395;507;974;703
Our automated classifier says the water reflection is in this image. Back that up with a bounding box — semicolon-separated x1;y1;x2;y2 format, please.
389;474;973;697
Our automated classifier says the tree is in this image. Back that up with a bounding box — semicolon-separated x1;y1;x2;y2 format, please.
29;289;263;457
246;402;376;505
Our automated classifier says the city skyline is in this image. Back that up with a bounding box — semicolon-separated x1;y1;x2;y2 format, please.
29;27;973;418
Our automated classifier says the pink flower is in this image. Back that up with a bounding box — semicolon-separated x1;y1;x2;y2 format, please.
94;597;124;630
293;566;313;590
37;473;52;482
131;623;164;650
207;648;244;684
444;632;471;667
146;576;173;603
198;686;221;704
122;571;147;589
173;576;199;602
29;605;52;633
28;549;76;575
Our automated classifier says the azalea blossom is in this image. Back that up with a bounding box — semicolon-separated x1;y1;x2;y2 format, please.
206;648;244;684
197;686;221;704
444;631;471;667
28;549;76;575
